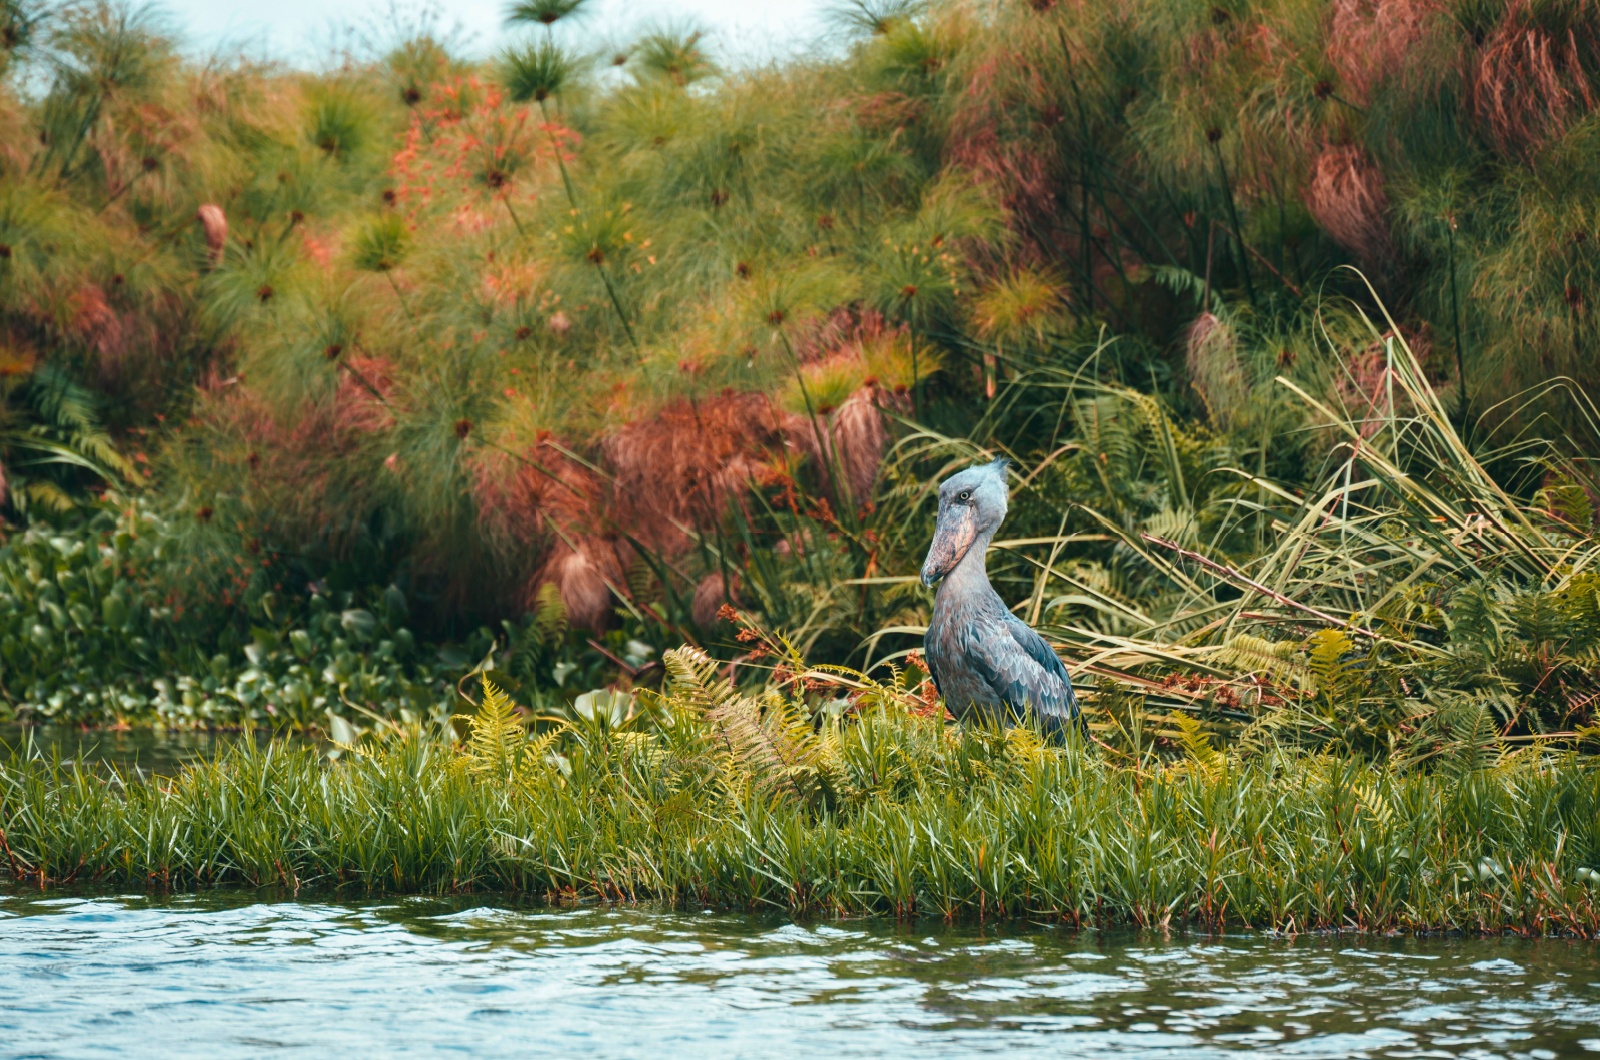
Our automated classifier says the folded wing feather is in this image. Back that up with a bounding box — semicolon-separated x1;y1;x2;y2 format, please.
964;613;1079;728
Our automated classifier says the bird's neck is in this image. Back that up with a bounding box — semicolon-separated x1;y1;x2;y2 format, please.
938;531;996;601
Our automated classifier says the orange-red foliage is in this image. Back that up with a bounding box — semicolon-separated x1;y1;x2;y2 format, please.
335;355;398;433
948;55;1056;252
1326;0;1448;106
691;570;741;627
831;386;897;505
189;370;397;563
787;311;909;505
1469;3;1599;158
67;284;125;361
603;390;788;552
469;436;615;626
1303;144;1393;268
468;384;885;629
390;77;560;219
538;543;619;631
786;382;905;508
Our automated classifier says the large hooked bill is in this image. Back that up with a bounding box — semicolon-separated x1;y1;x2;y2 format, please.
920;503;978;588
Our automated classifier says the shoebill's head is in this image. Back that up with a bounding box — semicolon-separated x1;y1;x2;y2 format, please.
919;457;1011;589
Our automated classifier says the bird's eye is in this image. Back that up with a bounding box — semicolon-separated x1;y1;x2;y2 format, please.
958;490;971;501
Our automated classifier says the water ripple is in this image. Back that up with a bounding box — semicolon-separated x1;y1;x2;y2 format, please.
1;891;1597;1058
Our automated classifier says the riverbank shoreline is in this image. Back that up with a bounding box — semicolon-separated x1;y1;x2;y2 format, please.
3;878;1596;942
5;713;1598;936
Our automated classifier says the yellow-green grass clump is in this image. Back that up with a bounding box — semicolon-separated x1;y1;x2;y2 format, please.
4;672;1599;935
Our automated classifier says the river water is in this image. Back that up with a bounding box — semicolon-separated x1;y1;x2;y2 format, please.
1;891;1597;1059
0;725;317;776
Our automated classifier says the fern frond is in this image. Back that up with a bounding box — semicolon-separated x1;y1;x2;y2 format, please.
1168;712;1226;779
533;582;568;647
663;646;835;807
1306;629;1358;706
1215;634;1309;688
20;479;74;512
456;677;526;774
1443;696;1501;778
527;727;561;759
1351;778;1394;830
25;363;133;479
662;644;740;718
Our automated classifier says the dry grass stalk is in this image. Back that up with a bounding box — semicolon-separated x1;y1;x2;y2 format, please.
1185;312;1247;427
196;204;227;265
1336;328;1428;438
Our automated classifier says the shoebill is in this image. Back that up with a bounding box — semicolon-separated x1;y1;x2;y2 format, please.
919;458;1079;735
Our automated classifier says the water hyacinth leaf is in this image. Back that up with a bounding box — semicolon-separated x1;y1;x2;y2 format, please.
382;585;408;624
572;687;632;726
326;712;362;746
340;609;379;640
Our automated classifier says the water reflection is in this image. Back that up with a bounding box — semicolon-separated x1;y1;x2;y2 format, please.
0;725;315;775
1;890;1596;1058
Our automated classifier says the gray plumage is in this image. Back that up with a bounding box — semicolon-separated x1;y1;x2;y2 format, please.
919;458;1079;735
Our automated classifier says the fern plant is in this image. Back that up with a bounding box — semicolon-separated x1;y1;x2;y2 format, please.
1167;712;1227;780
0;363;133;514
456;676;558;778
660;645;840;809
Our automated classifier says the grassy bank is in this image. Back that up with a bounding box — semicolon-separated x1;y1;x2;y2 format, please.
4;667;1599;935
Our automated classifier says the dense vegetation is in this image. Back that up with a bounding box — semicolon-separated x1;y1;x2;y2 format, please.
1;0;1600;776
4;667;1599;934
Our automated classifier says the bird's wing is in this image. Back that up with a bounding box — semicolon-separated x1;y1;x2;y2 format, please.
924;646;943;698
966;612;1079;726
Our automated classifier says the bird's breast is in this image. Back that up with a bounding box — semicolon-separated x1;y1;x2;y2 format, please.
925;590;962;667
925;590;1004;716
